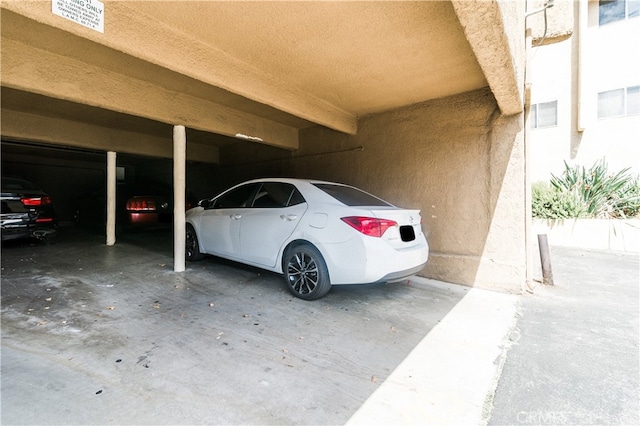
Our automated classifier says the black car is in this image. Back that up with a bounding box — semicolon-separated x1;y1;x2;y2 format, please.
1;176;57;243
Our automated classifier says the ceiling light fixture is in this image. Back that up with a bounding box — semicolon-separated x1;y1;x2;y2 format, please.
235;133;264;142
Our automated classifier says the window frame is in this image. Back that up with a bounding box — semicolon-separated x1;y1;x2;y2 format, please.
531;100;558;129
597;85;640;119
599;0;640;26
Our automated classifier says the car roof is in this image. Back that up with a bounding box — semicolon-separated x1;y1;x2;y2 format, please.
240;177;345;186
1;176;43;192
225;177;388;207
232;178;353;197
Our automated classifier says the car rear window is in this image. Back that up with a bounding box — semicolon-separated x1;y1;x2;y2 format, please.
1;178;40;191
313;184;392;207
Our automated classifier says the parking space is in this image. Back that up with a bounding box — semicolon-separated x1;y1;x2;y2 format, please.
1;142;222;233
1;227;476;425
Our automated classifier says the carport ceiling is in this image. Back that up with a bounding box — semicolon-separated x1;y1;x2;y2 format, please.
130;0;488;116
1;1;491;150
1;87;240;149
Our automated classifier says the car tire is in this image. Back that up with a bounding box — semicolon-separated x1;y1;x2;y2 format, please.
283;243;331;300
186;224;205;261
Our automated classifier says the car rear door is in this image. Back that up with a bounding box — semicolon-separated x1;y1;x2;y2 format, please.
239;182;307;268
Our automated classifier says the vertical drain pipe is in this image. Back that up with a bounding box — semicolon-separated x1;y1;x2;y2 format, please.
106;151;117;246
524;23;534;292
524;0;555;291
576;0;588;132
173;125;186;273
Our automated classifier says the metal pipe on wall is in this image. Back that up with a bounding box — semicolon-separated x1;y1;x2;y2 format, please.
173;125;186;272
576;0;588;132
524;1;534;293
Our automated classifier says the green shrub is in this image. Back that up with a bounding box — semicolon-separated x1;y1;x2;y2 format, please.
532;182;585;219
533;159;640;219
618;177;640;218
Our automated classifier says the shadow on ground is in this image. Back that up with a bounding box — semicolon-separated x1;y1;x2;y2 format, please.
1;226;469;425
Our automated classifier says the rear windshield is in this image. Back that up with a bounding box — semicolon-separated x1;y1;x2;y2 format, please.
313;183;392;207
1;178;40;191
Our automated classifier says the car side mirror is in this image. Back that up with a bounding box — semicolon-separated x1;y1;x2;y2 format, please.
198;199;212;209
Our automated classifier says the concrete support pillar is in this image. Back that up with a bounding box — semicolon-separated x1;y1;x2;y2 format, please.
173;125;186;272
106;151;117;246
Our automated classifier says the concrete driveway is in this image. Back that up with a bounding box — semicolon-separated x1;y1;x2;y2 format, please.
1;227;518;425
489;246;640;425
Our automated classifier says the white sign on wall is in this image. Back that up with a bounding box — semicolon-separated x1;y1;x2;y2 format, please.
52;0;104;33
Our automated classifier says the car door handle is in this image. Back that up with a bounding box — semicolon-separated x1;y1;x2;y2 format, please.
280;214;298;221
230;214;242;220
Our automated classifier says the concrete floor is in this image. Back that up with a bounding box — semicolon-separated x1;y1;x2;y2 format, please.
2;227;512;425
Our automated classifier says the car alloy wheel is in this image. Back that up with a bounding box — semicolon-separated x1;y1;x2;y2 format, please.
185;225;204;261
284;244;331;300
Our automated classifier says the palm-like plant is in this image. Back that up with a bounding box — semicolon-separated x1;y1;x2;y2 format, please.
550;159;640;219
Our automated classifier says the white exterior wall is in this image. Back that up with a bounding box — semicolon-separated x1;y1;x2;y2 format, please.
529;0;640;183
529;38;574;182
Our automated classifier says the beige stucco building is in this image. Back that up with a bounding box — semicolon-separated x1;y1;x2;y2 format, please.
2;0;561;294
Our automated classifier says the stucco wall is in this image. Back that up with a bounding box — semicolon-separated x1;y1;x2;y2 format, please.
528;0;574;43
284;88;526;292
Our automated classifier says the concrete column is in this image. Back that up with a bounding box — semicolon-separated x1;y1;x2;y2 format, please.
106;151;117;246
173;125;186;272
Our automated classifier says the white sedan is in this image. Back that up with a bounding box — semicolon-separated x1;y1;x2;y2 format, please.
185;178;429;300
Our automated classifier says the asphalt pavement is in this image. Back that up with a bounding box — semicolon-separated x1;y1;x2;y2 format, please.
489;246;640;425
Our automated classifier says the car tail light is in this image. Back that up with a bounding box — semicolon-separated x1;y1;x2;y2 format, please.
21;196;52;207
341;216;398;238
126;198;157;211
35;217;54;223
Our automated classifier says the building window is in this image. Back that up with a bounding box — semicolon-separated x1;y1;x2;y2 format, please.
628;86;640;115
531;101;558;129
599;0;640;26
598;86;640;119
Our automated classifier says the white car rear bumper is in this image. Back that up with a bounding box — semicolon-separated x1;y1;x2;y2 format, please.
317;236;429;285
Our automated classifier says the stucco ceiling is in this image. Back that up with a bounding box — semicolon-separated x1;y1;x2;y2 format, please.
1;1;495;152
126;0;487;116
